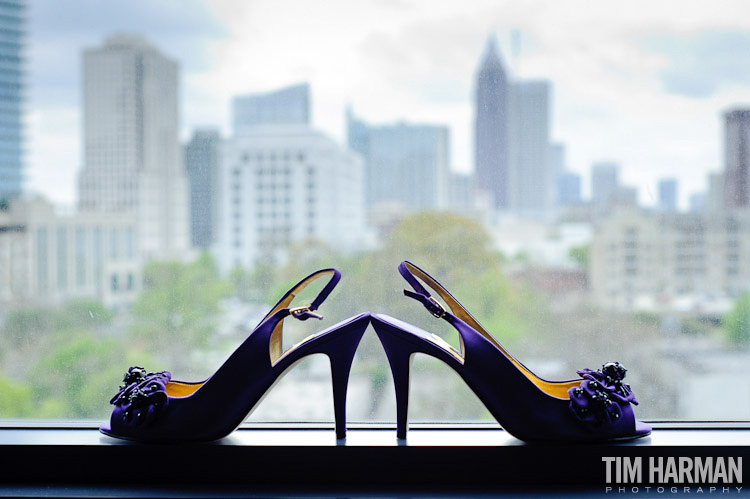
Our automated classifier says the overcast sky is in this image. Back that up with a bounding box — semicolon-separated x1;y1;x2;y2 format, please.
25;0;750;209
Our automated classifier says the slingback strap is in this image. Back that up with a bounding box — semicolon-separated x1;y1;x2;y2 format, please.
398;261;503;357
403;290;447;318
265;268;341;322
399;261;455;322
264;268;342;365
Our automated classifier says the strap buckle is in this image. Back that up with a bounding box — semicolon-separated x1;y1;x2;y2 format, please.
426;296;446;319
289;305;324;320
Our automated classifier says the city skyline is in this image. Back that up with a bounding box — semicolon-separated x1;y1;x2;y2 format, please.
22;0;750;210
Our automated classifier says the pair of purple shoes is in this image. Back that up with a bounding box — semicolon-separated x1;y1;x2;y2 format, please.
101;261;651;443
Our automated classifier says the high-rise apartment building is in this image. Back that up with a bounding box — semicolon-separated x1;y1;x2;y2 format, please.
474;36;510;209
185;129;220;248
232;83;310;133
0;0;24;201
508;80;553;218
347;110;449;212
214;126;366;273
77;34;190;258
723;109;750;208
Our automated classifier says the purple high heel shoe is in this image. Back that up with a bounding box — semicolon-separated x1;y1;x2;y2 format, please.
371;261;651;442
101;268;369;442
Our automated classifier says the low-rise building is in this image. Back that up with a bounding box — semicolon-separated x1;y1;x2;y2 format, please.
590;208;750;313
0;197;141;307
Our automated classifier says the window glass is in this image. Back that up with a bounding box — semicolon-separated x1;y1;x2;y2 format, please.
1;0;749;424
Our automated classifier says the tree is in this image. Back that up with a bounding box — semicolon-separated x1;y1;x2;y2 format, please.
55;298;114;331
568;244;590;269
32;333;138;418
724;292;750;345
2;299;113;350
127;252;230;368
0;374;33;417
229;263;275;302
0;298;122;419
2;306;55;352
384;211;497;282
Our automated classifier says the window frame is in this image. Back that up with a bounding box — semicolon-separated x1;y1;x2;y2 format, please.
1;421;749;495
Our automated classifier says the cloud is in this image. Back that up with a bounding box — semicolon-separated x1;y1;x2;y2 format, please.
32;0;225;45
641;30;750;98
29;0;226;108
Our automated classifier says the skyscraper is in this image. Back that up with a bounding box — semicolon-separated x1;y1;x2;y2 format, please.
658;178;678;212
508;80;553;218
688;193;706;213
723;109;750;208
185;129;220;248
78;34;190;258
347;110;449;212
474;35;510;208
0;0;24;202
557;171;582;206
592;162;620;209
709;172;725;213
232;83;310;133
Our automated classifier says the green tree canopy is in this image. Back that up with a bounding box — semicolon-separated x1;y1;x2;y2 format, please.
127;252;230;367
0;373;33;417
0;298;121;419
32;333;137;418
331;211;545;348
568;244;590;269
724;291;750;345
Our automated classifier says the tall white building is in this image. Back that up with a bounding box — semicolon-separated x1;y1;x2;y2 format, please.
213;126;366;272
77;34;190;259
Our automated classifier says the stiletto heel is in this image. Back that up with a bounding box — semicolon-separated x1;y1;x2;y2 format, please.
372;321;416;439
100;268;369;443
323;320;369;439
372;261;651;443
